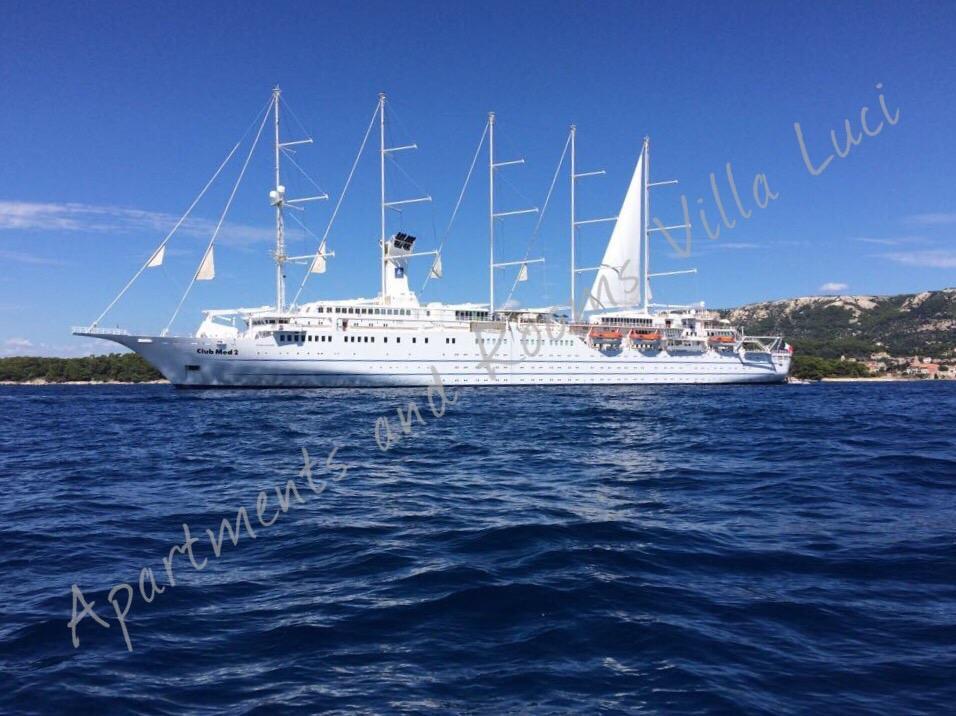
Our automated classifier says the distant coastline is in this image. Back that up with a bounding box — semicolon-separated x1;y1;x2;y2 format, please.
0;379;169;386
0;354;163;384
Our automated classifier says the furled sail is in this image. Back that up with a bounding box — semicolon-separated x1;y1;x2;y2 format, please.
310;243;327;274
583;149;643;311
147;245;165;268
516;263;528;282
429;254;443;279
196;246;215;280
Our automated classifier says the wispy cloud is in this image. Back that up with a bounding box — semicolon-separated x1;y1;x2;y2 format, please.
0;200;303;247
880;250;956;269
0;336;111;358
851;235;924;246
905;212;956;226
0;249;66;266
819;282;848;292
715;242;762;250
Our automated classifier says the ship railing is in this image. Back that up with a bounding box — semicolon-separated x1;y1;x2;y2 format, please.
72;325;131;336
740;335;782;352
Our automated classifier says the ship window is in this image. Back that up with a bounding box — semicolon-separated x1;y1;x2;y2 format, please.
186;364;200;371
412;337;416;343
424;338;428;343
384;337;388;343
396;337;401;343
363;336;369;343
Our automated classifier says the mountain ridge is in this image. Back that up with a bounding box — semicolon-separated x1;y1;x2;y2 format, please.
721;287;956;359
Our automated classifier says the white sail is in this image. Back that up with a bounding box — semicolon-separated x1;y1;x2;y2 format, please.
310;245;327;274
429;254;443;279
196;246;215;280
147;245;165;268
583;149;643;311
516;263;528;282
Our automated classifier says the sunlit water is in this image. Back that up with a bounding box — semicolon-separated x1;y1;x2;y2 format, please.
1;382;954;714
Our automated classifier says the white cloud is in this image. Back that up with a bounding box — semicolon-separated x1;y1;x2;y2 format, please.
905;212;956;226
0;336;112;358
819;282;848;292
0;249;65;266
715;242;761;250
0;200;303;247
851;235;924;246
880;250;956;269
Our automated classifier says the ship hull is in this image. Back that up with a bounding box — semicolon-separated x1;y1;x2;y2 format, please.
83;332;790;388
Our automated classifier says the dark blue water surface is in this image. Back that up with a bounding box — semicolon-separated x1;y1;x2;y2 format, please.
1;382;955;715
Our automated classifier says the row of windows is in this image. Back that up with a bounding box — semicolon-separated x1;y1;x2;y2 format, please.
601;317;653;326
455;310;490;320
343;336;430;344
313;306;429;317
278;333;331;343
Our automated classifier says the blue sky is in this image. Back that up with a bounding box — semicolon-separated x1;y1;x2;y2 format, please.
1;0;954;356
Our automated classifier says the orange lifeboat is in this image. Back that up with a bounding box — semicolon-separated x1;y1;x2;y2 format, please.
589;328;622;340
629;330;661;341
708;334;736;344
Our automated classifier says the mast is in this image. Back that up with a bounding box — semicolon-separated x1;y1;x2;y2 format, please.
379;93;387;302
569;125;576;321
488;111;495;314
273;86;286;312
642;136;650;312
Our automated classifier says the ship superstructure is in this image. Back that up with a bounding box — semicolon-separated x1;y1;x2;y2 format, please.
75;88;791;387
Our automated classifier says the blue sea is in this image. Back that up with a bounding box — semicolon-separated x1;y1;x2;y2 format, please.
1;382;954;715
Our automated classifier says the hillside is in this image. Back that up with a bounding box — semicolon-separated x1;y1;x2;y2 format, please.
0;353;163;383
722;288;956;360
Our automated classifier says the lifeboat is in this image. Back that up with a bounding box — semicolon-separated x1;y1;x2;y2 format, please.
629;330;661;341
708;334;736;344
589;328;622;341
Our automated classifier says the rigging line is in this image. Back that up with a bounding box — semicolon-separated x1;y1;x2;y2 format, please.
421;121;488;292
279;96;313;142
286;210;321;243
291;100;379;306
281;148;328;196
503;132;570;308
90;95;274;327
91;143;242;327
498;170;538;212
163;96;274;336
385;151;429;197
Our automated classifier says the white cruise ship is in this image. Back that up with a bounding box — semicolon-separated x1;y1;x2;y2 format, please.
75;88;791;387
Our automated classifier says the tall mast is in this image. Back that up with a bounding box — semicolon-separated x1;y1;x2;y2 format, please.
273;86;286;313
379;93;387;302
488;111;495;314
569;125;576;321
642;136;650;312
